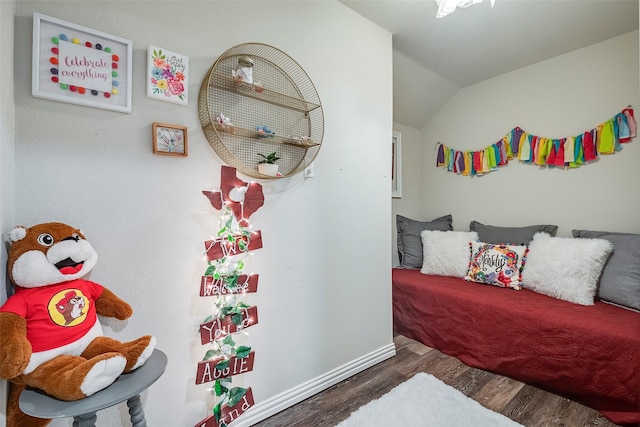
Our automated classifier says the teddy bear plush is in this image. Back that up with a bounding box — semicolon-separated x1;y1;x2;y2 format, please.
0;222;156;427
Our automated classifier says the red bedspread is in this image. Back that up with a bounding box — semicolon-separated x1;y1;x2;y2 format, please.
392;268;640;426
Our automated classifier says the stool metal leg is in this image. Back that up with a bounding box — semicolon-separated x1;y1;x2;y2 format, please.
127;394;147;427
73;412;97;427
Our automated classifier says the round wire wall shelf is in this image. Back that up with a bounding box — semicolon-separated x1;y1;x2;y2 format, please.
199;43;324;179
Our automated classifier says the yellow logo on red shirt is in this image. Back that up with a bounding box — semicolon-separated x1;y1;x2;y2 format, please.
48;289;89;327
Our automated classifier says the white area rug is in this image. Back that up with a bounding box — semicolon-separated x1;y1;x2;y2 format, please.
336;373;523;427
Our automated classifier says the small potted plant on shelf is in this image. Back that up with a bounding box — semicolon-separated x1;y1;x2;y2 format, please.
257;152;280;176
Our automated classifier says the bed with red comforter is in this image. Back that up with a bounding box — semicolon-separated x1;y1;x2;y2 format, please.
392;268;640;426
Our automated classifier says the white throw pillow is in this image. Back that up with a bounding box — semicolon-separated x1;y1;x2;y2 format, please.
421;230;479;278
522;232;613;305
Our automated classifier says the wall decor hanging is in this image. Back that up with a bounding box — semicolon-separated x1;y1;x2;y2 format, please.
436;107;636;176
195;166;264;427
392;131;403;198
152;122;188;156
147;45;189;105
198;43;324;179
32;13;132;113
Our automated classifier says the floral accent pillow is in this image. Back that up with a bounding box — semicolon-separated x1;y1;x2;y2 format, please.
465;242;528;290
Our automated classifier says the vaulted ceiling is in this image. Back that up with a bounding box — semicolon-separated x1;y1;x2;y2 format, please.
340;0;639;128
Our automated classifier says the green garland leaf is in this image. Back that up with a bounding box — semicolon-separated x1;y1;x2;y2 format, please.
224;274;238;288
236;346;251;358
221;306;235;317
203;349;217;361
213;402;222;421
214;379;228;396
225;215;233;230
227;387;247;407
231;312;243;325
215;359;230;371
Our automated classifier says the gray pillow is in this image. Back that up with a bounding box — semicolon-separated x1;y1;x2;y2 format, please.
469;221;558;245
397;214;452;269
572;230;640;312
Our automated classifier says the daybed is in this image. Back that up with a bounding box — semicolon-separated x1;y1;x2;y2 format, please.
393;215;640;426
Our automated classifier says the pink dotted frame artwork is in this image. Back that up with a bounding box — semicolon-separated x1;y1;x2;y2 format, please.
32;13;133;113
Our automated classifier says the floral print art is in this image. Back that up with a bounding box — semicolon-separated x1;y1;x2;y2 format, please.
148;46;188;105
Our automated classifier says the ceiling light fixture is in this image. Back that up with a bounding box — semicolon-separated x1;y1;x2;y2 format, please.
435;0;495;18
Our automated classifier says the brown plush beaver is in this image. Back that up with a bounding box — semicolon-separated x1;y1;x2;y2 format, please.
0;222;156;427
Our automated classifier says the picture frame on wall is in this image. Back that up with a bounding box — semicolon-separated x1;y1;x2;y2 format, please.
152;122;188;157
32;13;133;113
147;45;189;105
392;131;403;198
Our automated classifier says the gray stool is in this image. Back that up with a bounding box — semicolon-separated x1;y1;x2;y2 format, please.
19;349;167;427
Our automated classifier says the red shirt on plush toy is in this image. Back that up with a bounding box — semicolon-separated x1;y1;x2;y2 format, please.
2;280;104;351
0;222;156;427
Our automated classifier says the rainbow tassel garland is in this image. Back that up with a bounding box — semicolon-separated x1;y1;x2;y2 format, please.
436;107;636;176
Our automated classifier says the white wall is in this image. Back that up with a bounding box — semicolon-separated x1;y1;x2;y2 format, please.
421;31;640;235
393;50;459;129
11;2;394;426
0;0;16;424
391;122;422;266
1;0;15;304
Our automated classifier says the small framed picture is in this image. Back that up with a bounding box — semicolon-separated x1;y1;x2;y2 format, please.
152;122;188;156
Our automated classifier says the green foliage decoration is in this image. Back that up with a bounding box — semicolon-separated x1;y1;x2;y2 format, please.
201;205;255;424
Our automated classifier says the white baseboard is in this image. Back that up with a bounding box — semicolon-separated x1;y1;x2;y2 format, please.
232;343;396;426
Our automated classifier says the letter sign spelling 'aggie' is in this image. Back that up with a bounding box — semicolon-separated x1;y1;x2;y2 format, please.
195;352;255;385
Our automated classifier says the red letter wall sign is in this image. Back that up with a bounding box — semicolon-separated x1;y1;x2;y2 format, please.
199;306;259;345
200;274;259;297
204;230;263;261
195;352;256;385
195;388;255;427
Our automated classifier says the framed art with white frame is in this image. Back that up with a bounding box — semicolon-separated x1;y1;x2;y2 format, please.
392;131;403;198
152;122;188;157
32;13;133;113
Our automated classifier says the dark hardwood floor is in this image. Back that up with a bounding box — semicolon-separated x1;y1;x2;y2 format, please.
253;334;621;427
